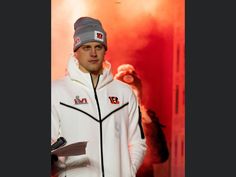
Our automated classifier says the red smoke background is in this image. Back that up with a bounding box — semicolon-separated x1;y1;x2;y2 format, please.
52;0;185;176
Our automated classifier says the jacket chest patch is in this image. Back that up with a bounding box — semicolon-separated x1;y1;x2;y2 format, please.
109;96;120;104
74;96;88;105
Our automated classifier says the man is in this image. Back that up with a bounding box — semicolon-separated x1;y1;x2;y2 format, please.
114;64;169;177
51;17;146;177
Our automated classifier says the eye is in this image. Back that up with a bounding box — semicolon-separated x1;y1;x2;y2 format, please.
95;45;104;50
82;45;91;51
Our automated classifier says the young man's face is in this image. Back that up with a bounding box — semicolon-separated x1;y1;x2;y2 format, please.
74;41;106;74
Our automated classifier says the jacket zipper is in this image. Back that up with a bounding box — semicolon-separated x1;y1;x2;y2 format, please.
90;74;105;177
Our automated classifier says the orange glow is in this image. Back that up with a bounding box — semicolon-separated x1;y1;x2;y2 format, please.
51;0;89;79
51;0;174;80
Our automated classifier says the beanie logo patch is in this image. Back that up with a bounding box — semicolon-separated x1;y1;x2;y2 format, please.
74;37;81;45
94;31;104;42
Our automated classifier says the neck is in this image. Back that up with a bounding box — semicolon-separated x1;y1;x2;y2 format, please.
91;73;99;88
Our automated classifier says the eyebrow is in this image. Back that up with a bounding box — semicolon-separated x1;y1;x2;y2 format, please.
81;44;103;47
81;45;91;47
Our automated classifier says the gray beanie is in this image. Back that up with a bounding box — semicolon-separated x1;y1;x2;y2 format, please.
73;17;107;52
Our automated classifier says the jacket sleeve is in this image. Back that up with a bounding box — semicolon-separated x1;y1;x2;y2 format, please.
128;91;147;176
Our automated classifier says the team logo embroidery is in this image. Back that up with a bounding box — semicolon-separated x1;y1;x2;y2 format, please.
94;31;104;42
97;33;103;39
74;37;81;45
109;96;120;104
74;96;88;105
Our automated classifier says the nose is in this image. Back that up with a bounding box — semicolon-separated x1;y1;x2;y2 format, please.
90;47;97;57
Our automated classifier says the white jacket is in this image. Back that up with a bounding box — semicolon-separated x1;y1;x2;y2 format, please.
51;56;147;177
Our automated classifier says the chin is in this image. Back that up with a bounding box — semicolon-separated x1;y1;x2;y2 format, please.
89;66;102;73
89;68;101;74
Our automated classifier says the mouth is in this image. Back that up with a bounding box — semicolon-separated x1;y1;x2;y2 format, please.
89;59;99;64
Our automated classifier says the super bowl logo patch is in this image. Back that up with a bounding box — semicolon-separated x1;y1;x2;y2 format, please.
74;96;88;105
94;31;104;42
109;96;120;104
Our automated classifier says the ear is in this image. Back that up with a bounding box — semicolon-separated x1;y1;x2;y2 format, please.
74;51;79;59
